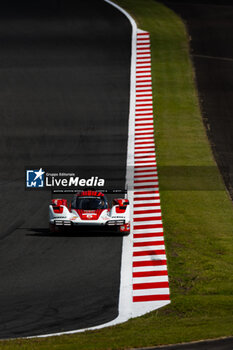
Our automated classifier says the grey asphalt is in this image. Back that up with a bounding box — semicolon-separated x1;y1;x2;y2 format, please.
163;0;233;198
0;0;131;338
138;336;233;350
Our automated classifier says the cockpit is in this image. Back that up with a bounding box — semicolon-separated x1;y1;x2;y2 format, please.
71;196;108;210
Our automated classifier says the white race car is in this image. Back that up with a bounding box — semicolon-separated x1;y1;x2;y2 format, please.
49;190;130;235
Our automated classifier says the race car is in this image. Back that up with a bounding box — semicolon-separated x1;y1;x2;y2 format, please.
49;190;130;235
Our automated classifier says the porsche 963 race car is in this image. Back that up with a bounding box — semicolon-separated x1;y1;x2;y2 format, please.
49;190;130;235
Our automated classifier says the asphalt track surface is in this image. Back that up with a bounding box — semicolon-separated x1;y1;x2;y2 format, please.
163;0;233;198
140;336;233;350
0;0;131;339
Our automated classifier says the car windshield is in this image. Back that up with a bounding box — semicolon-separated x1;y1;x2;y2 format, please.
72;196;108;210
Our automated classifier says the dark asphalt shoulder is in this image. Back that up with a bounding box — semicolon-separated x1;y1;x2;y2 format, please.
134;336;233;350
163;0;233;199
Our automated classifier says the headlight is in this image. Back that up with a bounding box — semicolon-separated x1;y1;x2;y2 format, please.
106;220;125;226
54;220;71;226
55;220;63;226
106;220;116;226
116;220;125;225
63;220;71;226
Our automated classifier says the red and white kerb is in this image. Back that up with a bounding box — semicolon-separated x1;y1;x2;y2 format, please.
132;30;170;304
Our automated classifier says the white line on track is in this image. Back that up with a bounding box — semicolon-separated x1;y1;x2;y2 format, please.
133;254;167;261
133;276;168;283
133;245;165;252
133;213;162;218
134;193;159;197
133;237;165;244
133;288;169;296
133;228;164;234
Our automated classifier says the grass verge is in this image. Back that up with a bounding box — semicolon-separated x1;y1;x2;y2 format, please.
1;1;233;349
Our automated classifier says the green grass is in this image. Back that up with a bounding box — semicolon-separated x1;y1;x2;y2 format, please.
1;1;233;349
